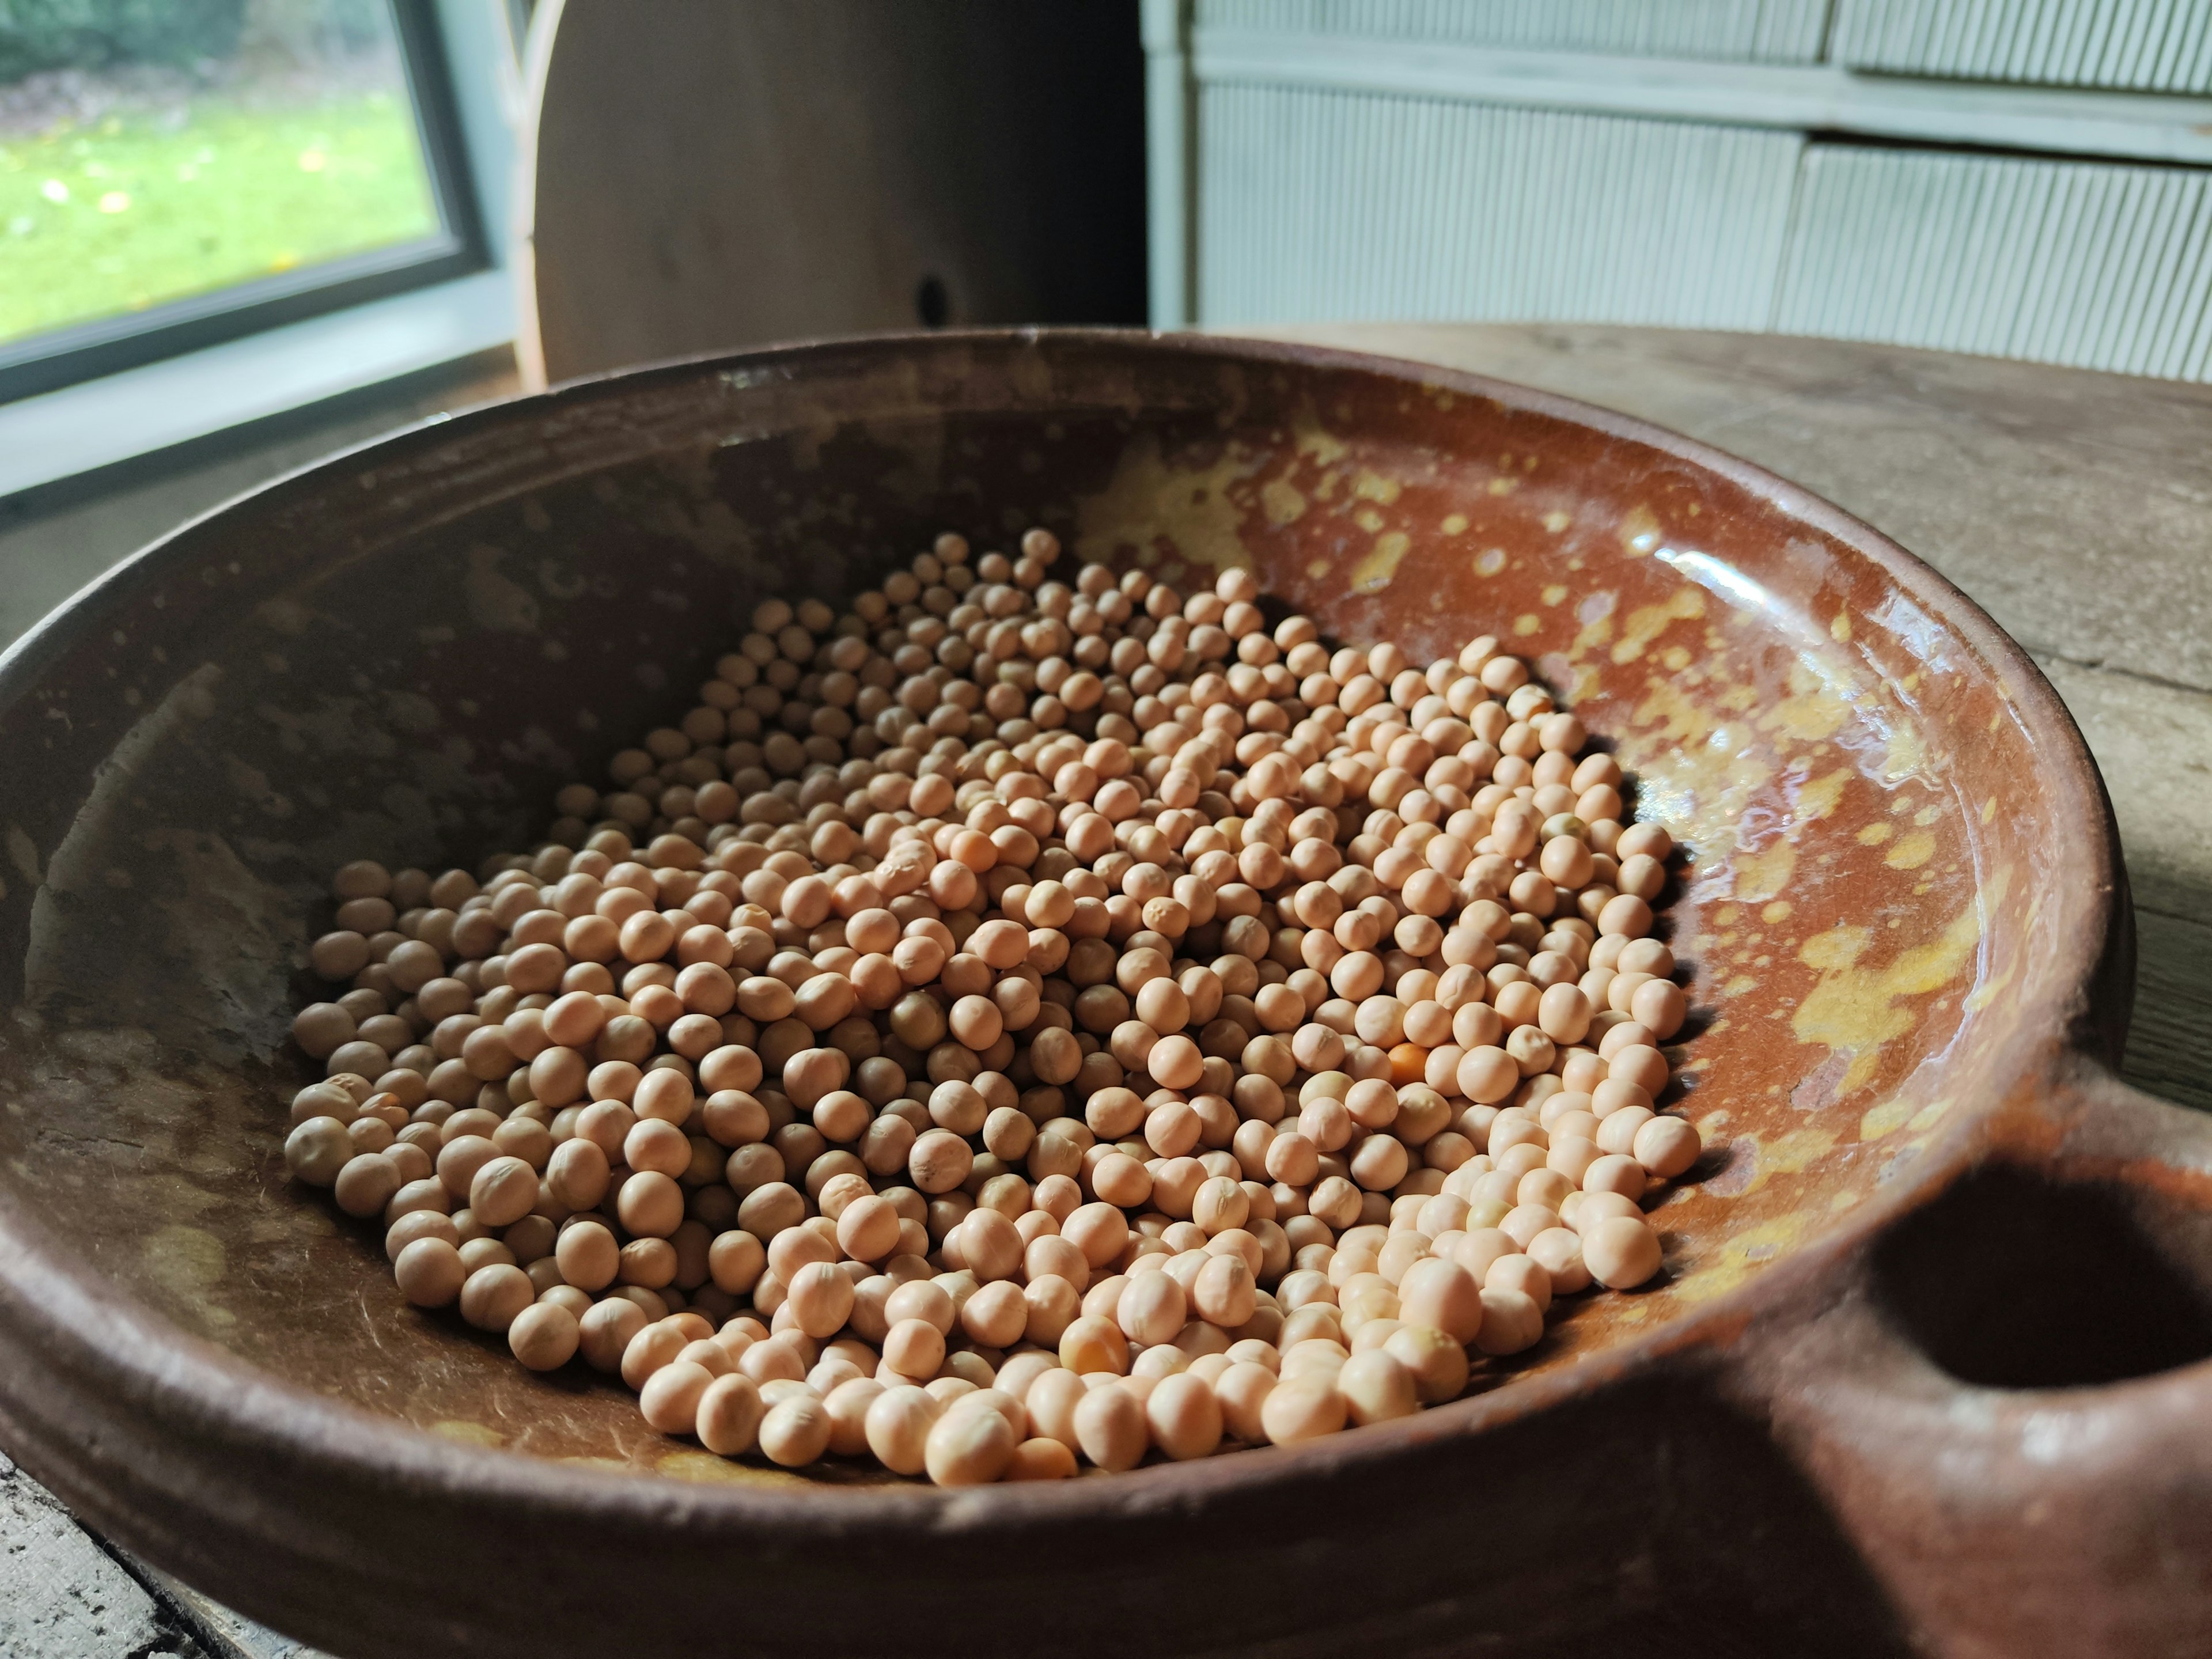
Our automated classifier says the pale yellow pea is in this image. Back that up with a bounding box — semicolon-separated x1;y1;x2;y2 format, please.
579;1299;647;1373
1024;1366;1088;1448
1060;1310;1132;1374
1338;1350;1419;1425
1634;1115;1702;1177
1486;1252;1553;1313
885;1279;956;1334
1073;1381;1149;1471
1116;1272;1187;1346
1395;1257;1484;1344
1527;1226;1592;1293
1145;1372;1224;1459
1192;1254;1256;1327
698;1372;768;1456
1565;1189;1642;1233
1260;1374;1347;1444
1474;1287;1544;1355
1214;1360;1277;1442
1582;1215;1663;1289
925;1402;1017;1485
393;1237;464;1308
1278;1304;1344;1350
507;1301;579;1371
640;1359;715;1432
863;1385;941;1474
1384;1323;1471;1403
785;1260;857;1339
285;1118;354;1186
994;1351;1060;1403
459;1263;532;1332
1006;1438;1078;1480
759;1395;834;1466
881;1317;946;1380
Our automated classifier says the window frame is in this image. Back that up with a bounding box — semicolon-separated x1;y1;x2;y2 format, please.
0;0;491;406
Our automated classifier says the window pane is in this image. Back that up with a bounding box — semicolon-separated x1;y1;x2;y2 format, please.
0;0;441;349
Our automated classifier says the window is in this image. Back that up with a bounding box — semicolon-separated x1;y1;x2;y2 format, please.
0;0;486;403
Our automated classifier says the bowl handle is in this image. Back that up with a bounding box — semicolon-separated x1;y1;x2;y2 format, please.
1722;1058;2212;1657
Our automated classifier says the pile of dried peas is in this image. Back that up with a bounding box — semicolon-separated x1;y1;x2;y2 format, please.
283;529;1700;1484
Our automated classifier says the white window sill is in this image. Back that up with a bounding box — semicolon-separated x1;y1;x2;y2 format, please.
0;270;517;499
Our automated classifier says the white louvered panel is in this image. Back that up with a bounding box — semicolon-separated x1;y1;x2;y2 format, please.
1773;146;2212;378
1191;0;1832;62
1194;85;1802;329
1830;0;2212;92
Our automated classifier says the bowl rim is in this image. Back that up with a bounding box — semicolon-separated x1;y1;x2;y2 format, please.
0;324;2124;1530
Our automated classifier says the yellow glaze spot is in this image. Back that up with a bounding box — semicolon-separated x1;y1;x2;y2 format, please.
1441;513;1468;535
1733;840;1796;905
6;824;40;887
1796;767;1850;822
1611;586;1707;665
1831;611;1851;641
1073;430;1254;574
1759;663;1855;745
1862;1096;1952;1141
143;1224;231;1327
1487;477;1517;496
1619;505;1662;555
1353;470;1402;505
1623;683;1775;851
1794;886;1991;1094
1675;1210;1819;1305
1260;479;1307;526
1513;613;1541;637
658;1450;786;1486
433;1420;506;1448
461;547;543;635
1964;950;2018;1013
1351;532;1410;593
1884;720;1928;783
1571;611;1615;657
1542;585;1568;606
1884;830;1938;870
1354;507;1384;533
1293;404;1348;465
1857;822;1893;845
1765;1126;1840;1176
1542;510;1571;532
1761;900;1793;923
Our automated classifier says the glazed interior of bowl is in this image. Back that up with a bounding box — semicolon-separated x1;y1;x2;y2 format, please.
0;331;2109;1481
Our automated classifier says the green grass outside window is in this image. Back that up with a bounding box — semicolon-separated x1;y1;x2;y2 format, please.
0;86;440;346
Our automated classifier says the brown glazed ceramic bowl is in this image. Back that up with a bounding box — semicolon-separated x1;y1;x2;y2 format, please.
1;332;2208;1659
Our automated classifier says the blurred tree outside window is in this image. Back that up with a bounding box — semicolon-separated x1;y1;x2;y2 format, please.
0;0;442;350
